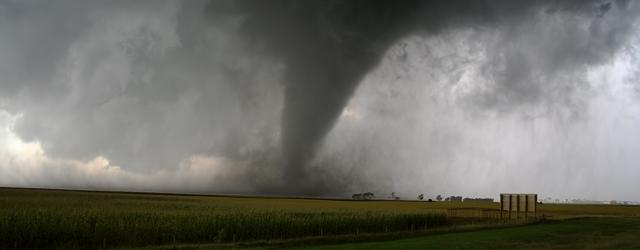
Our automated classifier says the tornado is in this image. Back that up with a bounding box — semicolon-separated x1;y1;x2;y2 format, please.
209;0;619;193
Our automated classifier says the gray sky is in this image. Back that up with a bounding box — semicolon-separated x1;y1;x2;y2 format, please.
0;0;639;201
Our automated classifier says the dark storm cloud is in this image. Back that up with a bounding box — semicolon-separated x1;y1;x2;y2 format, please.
0;1;88;97
1;0;284;172
204;0;634;193
1;0;639;197
208;1;421;190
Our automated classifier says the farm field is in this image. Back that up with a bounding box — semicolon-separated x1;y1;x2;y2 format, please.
1;187;639;249
295;217;640;250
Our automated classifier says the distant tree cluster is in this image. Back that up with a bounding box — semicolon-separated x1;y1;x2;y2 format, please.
370;193;495;202
444;196;462;202
390;192;400;200
352;192;375;200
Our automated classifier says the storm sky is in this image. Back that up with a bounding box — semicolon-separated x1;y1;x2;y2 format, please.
1;0;640;200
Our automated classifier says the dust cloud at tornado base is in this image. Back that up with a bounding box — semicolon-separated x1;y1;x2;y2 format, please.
0;1;639;199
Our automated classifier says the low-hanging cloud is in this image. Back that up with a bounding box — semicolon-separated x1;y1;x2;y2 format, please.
0;0;639;199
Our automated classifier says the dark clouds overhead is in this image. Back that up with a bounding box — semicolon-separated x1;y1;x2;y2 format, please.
207;0;638;193
0;0;639;198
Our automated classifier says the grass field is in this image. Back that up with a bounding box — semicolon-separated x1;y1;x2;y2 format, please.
295;217;640;250
1;187;639;249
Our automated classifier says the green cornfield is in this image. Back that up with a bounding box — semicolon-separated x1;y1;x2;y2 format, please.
0;188;447;249
3;188;635;249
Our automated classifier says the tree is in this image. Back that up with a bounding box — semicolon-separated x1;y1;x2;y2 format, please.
363;192;375;200
390;192;400;200
436;195;443;201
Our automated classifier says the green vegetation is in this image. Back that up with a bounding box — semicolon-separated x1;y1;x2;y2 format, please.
295;217;640;250
0;188;447;249
538;203;640;218
1;187;639;249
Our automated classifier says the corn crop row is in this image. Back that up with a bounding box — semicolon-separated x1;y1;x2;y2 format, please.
0;210;447;248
